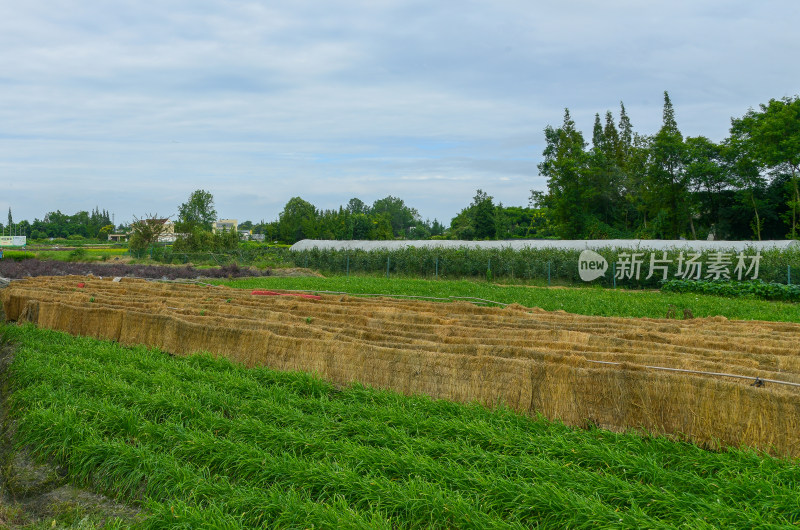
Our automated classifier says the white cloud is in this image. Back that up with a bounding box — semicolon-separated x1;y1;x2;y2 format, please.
1;0;798;224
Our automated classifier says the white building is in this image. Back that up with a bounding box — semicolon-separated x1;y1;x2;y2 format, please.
213;219;238;233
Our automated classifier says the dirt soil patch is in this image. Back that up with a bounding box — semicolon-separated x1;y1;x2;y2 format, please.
0;333;142;528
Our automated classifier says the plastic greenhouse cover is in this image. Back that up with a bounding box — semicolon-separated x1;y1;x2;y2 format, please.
290;239;799;252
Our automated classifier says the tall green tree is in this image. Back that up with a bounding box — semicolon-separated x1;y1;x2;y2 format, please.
371;196;419;238
617;102;650;232
472;190;496;239
722;133;768;240
730;96;800;238
278;197;318;243
539;109;589;238
346;198;370;215
448;190;497;240
177;190;217;232
684;136;727;238
647;91;689;238
585;111;624;231
618;102;633;159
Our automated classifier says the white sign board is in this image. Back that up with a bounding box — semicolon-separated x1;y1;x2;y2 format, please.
0;236;27;247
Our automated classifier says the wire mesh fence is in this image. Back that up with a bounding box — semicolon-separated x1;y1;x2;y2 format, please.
126;244;800;289
289;246;799;288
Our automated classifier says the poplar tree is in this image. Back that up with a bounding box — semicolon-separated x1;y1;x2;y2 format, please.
617;102;648;232
586;113;619;230
618;102;633;156
648;91;689;238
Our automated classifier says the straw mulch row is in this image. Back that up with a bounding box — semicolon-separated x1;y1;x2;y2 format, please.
3;276;800;457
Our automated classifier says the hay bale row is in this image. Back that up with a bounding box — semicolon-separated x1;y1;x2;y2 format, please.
3;276;800;456
15;277;800;379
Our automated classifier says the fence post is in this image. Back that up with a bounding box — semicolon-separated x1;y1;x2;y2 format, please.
386;256;390;279
346;254;350;277
613;262;616;289
547;261;551;286
789;265;792;285
435;256;439;278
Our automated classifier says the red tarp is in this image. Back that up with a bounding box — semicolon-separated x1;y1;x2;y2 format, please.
251;290;321;300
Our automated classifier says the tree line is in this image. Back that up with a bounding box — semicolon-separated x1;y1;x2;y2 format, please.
539;92;800;241
234;193;548;244
1;207;113;240
240;92;800;244
4;93;797;246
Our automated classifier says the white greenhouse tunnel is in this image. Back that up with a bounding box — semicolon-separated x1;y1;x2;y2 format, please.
290;239;799;252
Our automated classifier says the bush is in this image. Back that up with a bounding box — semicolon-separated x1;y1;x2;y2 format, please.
661;279;800;302
67;248;88;261
1;250;36;262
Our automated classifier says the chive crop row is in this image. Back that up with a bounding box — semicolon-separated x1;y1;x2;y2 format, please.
4;325;799;528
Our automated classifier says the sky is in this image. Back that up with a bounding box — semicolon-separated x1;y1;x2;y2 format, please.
1;0;798;228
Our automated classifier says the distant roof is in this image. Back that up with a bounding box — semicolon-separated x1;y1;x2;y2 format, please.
290;239;800;252
133;218;170;225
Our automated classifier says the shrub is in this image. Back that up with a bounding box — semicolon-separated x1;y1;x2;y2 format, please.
67;248;88;261
660;279;800;302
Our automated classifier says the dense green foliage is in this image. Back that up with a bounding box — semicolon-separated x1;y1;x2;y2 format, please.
170;225;239;253
4;324;800;528
1;207;113;240
215;276;800;323
539;93;800;241
176;189;217;232
253;194;544;244
257;194;447;244
130;243;293;268
289;245;799;287
661;278;800;302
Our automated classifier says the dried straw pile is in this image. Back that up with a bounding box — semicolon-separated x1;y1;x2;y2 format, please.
4;276;800;456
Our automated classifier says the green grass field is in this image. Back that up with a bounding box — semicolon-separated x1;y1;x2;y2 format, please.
2;324;799;528
32;248;129;261
214;275;800;323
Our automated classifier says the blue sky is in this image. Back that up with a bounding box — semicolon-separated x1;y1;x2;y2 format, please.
1;0;798;227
